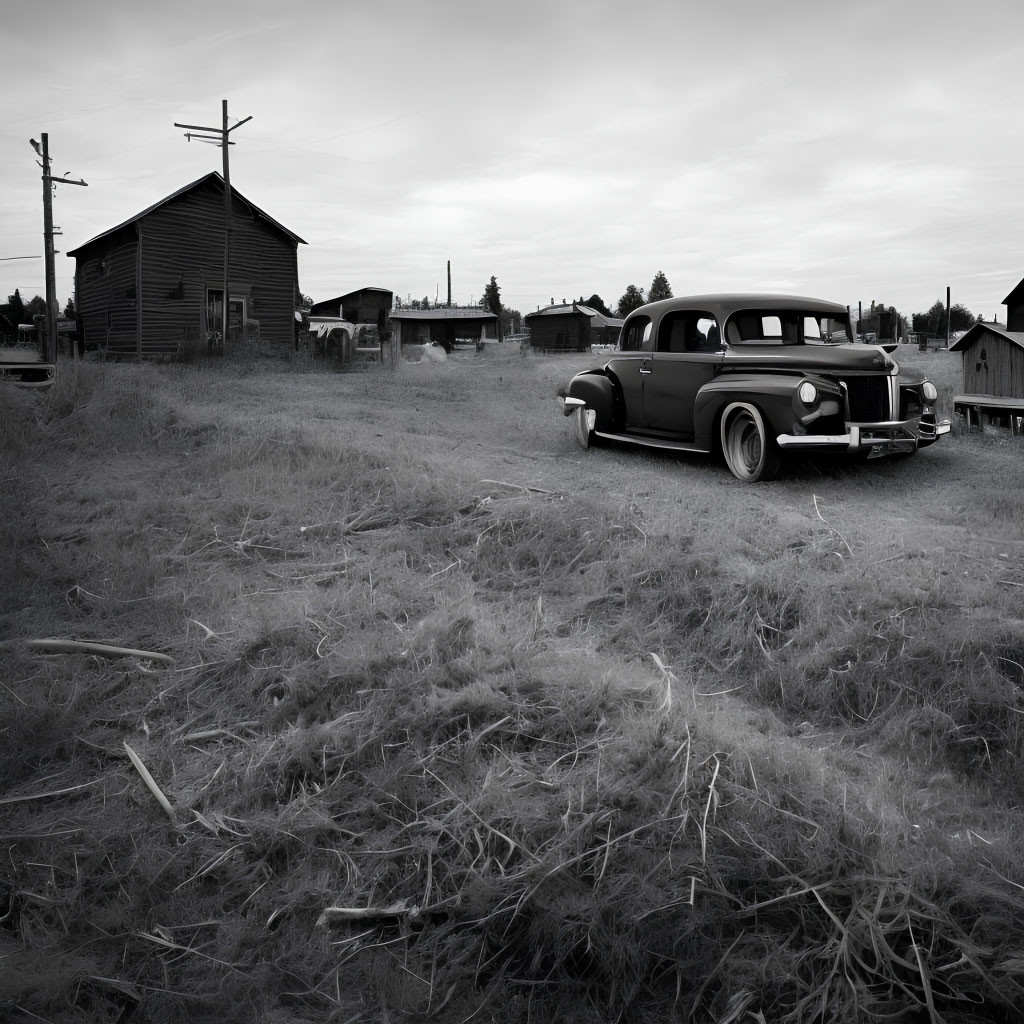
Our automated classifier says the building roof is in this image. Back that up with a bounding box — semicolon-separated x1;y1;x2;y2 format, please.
949;322;1024;353
67;172;306;256
313;287;392;306
389;308;496;321
1002;277;1024;305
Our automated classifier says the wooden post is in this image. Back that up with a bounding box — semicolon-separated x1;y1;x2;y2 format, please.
222;100;231;352
389;318;401;369
41;134;57;364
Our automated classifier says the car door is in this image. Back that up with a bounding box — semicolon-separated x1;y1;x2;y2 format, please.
606;315;653;431
642;313;722;441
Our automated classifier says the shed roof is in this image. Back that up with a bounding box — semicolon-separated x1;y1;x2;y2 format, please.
389;308;496;321
949;322;1024;353
67;172;306;256
1002;277;1024;305
314;287;392;305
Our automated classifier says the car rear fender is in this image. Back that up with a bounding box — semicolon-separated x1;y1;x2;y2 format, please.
565;369;617;431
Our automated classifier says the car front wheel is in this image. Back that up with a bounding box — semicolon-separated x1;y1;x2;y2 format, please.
572;406;597;448
721;405;780;482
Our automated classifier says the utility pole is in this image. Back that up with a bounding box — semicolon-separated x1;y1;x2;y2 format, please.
174;100;252;352
31;134;87;363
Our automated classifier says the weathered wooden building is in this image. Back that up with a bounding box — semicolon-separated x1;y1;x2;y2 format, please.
66;172;305;358
388;308;497;352
524;302;623;352
311;287;393;328
950;322;1024;431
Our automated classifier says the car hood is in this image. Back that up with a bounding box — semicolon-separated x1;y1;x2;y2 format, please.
721;343;893;374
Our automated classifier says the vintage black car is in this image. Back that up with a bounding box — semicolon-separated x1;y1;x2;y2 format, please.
562;293;950;482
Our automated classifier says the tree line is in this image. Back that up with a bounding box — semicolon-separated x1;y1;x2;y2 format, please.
608;281;984;340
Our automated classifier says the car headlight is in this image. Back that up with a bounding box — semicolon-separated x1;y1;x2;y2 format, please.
922;381;937;402
797;380;818;406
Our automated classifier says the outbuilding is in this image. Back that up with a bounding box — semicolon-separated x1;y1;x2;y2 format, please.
525;302;623;352
950;323;1024;432
388;308;497;352
310;287;393;329
67;172;305;359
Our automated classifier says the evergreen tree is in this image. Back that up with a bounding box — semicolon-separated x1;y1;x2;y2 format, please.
648;270;673;303
63;296;76;319
5;288;26;326
616;284;646;317
482;276;502;316
583;294;613;318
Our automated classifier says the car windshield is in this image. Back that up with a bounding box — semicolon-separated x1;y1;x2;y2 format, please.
724;310;852;346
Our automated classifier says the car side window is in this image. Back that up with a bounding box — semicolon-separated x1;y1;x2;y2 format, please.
657;312;719;352
621;316;653;352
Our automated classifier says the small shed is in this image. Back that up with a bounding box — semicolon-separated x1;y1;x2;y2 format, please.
67;172;305;359
388;308;497;352
950;323;1024;432
525;302;623;352
311;287;393;328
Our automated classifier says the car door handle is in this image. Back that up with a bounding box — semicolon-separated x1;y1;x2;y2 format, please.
639;366;652;375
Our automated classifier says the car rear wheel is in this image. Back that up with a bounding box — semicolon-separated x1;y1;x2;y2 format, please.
722;405;780;482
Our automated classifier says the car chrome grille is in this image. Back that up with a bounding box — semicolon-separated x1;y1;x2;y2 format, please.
842;376;889;422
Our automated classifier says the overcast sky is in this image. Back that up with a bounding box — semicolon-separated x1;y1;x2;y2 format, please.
3;0;1023;324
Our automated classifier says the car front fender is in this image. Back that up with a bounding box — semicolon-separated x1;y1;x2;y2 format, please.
693;374;816;450
564;369;618;432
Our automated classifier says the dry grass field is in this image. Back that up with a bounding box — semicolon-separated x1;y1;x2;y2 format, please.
2;342;1024;1023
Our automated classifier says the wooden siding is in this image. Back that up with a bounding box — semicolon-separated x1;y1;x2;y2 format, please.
526;312;591;352
311;290;394;326
343;291;393;326
959;333;1024;398
138;179;298;351
74;224;139;353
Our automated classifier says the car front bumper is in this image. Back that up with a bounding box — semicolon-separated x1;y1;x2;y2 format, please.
776;418;951;456
0;360;55;389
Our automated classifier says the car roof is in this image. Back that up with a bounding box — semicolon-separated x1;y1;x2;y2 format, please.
629;293;850;320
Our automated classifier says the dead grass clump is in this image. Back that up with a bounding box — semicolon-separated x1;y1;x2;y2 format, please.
464;498;622;592
786;610;1024;779
43;362;178;447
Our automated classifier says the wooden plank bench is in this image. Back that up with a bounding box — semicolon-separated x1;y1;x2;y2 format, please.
954;394;1024;434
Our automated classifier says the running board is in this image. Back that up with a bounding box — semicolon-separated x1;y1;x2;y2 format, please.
594;431;711;454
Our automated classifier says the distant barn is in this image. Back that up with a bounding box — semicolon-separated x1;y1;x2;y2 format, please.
310;287;393;329
67;172;305;359
525;302;623;352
